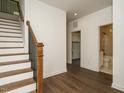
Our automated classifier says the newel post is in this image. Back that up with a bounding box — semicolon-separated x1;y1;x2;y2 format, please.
37;43;44;93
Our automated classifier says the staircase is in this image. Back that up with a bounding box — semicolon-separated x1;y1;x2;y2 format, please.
0;0;43;93
0;17;36;93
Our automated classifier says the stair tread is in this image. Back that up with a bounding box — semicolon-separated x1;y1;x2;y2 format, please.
0;20;19;24
0;53;28;56
0;31;22;34
0;23;20;27
0;60;30;66
0;41;23;43
0;20;20;25
0;27;21;30
0;35;22;38
0;47;24;49
0;17;19;23
0;78;35;92
0;68;32;78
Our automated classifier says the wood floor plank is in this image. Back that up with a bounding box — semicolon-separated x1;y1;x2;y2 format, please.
43;64;123;93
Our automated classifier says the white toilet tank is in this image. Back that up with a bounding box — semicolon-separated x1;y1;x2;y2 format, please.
103;56;112;67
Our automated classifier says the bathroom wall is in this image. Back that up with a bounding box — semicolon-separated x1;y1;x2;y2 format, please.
100;24;113;56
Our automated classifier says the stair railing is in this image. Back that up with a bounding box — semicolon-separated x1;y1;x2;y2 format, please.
26;21;44;93
1;0;44;92
0;0;24;21
11;0;24;21
0;0;18;15
14;0;24;21
17;1;44;93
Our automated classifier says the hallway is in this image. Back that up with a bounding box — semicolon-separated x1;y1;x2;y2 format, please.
43;64;123;93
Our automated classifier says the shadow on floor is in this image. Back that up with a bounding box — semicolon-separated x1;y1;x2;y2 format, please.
72;59;80;66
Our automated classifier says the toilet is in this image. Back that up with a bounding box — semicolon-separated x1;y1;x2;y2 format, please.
103;56;112;68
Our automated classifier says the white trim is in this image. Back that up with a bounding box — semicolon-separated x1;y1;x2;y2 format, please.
67;60;72;64
44;69;67;79
112;83;124;92
71;30;81;65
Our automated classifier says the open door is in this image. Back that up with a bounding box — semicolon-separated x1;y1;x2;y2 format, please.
72;31;81;66
99;24;113;75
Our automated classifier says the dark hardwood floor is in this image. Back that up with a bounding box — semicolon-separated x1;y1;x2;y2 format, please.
43;64;123;93
72;59;80;66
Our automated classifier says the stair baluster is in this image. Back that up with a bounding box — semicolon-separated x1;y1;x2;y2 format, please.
26;21;44;93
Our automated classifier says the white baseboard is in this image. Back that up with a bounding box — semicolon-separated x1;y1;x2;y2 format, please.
43;69;67;79
81;65;99;72
67;60;72;64
112;83;124;92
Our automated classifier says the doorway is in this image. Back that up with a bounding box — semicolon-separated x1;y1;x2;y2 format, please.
99;24;113;75
72;31;81;66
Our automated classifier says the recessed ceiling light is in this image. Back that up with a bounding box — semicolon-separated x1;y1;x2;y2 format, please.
74;13;78;16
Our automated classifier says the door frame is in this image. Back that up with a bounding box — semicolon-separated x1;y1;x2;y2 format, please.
71;31;81;66
98;23;113;73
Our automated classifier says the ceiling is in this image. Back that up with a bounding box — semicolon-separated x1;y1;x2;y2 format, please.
39;0;112;21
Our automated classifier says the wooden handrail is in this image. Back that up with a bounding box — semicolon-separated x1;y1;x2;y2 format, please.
26;21;38;44
26;21;43;46
26;20;44;93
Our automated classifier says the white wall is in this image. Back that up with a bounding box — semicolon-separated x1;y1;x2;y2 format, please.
112;0;124;91
67;6;112;71
24;0;67;78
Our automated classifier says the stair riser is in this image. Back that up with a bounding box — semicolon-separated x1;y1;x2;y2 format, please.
6;83;36;93
0;22;20;26
0;55;29;62
0;72;33;86
0;43;23;47
0;19;19;24
0;25;20;29
0;18;36;93
0;37;23;41
0;28;21;33
0;33;22;37
0;62;31;73
0;49;25;54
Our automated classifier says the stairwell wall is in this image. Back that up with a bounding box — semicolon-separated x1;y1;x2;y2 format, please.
20;0;29;53
112;0;124;91
23;0;67;78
